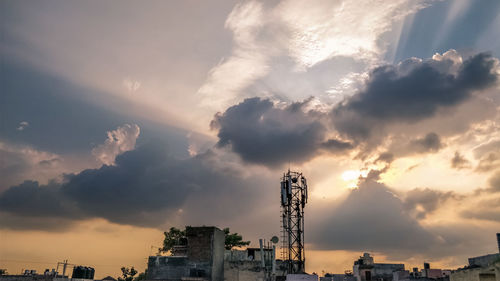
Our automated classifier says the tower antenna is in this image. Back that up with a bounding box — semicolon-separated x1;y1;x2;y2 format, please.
280;170;308;274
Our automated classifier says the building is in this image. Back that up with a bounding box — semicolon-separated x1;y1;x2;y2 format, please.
286;274;318;281
147;226;225;281
224;247;286;281
353;253;405;281
320;273;357;281
146;226;287;281
390;263;450;281
450;263;499;281
450;234;500;281
468;255;500;268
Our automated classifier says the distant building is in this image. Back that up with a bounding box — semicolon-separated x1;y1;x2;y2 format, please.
468;254;500;268
353;253;405;281
450;263;499;281
0;265;95;281
286;274;318;281
320;273;357;281
391;263;450;281
450;234;500;281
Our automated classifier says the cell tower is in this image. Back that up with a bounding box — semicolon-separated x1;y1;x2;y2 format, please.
280;170;308;274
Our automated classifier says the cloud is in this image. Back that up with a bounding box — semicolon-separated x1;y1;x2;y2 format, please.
474;140;500;172
320;139;354;154
92;124;140;165
402;188;460;220
375;152;394;164
408;132;443;154
276;0;428;68
332;51;499;142
123;78;141;92
211;97;352;166
460;197;500;223
457;172;500;222
0;140;273;230
16;121;29;131
197;1;269;110
196;0;428;111
310;176;439;253
451;151;471;170
308;171;497;260
486;170;500;193
0;142;65;190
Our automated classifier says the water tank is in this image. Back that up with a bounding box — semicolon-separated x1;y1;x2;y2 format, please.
72;266;84;278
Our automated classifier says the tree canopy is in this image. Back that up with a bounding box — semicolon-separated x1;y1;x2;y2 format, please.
117;267;137;281
223;227;250;250
159;227;186;254
159;227;250;253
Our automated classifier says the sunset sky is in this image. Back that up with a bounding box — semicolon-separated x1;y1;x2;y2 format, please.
1;0;500;278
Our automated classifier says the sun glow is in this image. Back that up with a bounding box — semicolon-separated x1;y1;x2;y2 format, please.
341;170;361;181
341;170;367;189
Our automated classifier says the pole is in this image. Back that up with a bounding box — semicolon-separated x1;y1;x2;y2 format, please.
259;239;265;269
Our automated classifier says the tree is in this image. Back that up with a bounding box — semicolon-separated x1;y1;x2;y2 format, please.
117;267;137;281
223;228;250;250
159;227;250;253
158;227;186;254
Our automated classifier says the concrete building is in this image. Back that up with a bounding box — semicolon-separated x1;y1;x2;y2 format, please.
450;234;500;281
320;273;357;281
390;263;450;281
286;274;318;281
468;255;500;268
147;226;287;281
147;226;225;281
450;263;500;281
353;253;404;281
224;247;286;281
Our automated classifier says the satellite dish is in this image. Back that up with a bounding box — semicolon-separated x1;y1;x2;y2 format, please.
292;177;298;183
271;236;279;244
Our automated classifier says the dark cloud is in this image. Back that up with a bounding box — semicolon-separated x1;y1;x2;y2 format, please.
473;139;500;172
0;212;78;232
308;173;495;259
476;152;500;172
0;180;82;218
451;151;471;170
310;177;438;253
375;152;394;164
408;132;443;154
0;141;271;230
460;197;500;223
403;188;460;220
320;139;354;153
485;170;500;193
332;53;498;141
0;147;34;189
211;97;352;166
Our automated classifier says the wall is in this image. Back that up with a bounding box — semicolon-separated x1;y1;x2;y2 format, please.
469;254;500;268
372;264;405;277
450;263;500;281
146;226;225;281
210;228;225;281
286;274;318;281
223;261;265;281
320;274;357;281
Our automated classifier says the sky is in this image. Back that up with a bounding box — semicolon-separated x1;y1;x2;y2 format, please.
1;0;500;278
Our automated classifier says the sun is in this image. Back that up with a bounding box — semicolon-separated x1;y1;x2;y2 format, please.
341;170;361;182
